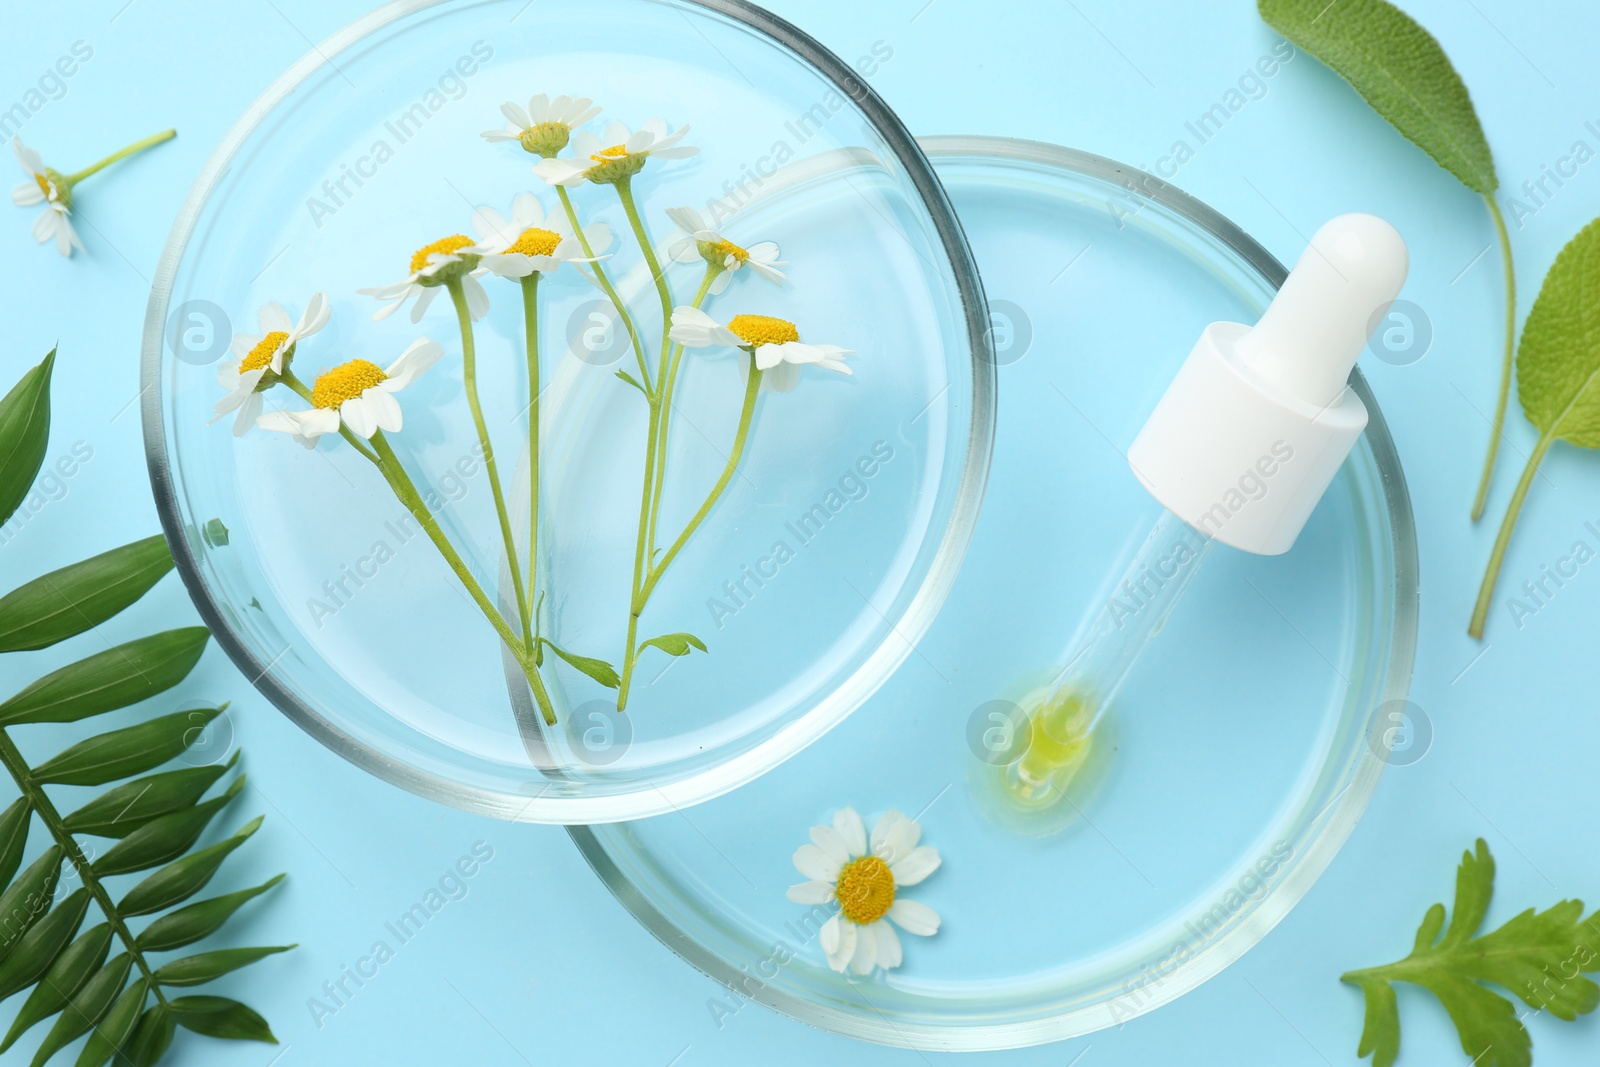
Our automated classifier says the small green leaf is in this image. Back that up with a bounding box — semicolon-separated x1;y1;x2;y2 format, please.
541;641;620;689
201;518;229;548
640;632;708;658
0;536;174;652
614;369;647;395
0;351;55;528
71;977;145;1067
0;847;63;964
0;628;211;727
0;797;30;889
169;996;277;1043
137;874;284;953
118;817;262;918
1257;0;1496;193
1472;217;1600;636
0;923;111;1052
152;944;294;987
1340;839;1600;1067
63;754;238;838
91;775;244;877
0;888;90;1002
32;705;223;787
122;1004;176;1067
30;953;130;1067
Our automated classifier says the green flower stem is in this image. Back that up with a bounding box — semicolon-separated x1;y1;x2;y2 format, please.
646;264;722;557
521;273;543;634
614;175;675;372
1472;195;1517;522
64;128;176;185
1469;431;1552;639
447;278;532;648
554;185;650;390
0;728;169;1005
617;353;763;708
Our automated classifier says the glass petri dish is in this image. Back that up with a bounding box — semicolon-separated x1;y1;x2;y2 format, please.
141;0;993;823
568;136;1420;1048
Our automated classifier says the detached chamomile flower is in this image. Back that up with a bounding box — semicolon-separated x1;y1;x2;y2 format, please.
212;294;332;436
469;193;613;279
533;119;696;187
481;93;601;157
669;307;851;392
666;206;785;295
787;808;942;974
358;235;489;323
10;130;174;257
257;338;443;446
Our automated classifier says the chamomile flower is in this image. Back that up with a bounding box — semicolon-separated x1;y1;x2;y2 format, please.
786;808;942;974
481;93;601;157
468;193;613;279
11;138;81;257
212;294;332;436
358;235;489;323
669;307;851;392
665;206;785;295
533;119;697;188
257;338;443;446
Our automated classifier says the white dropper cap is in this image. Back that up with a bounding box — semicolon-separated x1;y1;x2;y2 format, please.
1126;213;1408;556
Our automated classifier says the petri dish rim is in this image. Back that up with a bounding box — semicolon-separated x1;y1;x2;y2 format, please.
138;0;997;823
566;134;1422;1049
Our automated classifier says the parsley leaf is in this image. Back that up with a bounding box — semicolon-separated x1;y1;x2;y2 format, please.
1341;839;1600;1067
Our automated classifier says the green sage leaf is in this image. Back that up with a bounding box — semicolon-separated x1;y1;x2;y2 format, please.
63;754;237;839
1257;0;1496;193
152;944;294;987
0;888;90;1002
136;874;284;953
0;351;55;528
32;705;223;787
91;775;244;877
30;952;130;1067
0;536;174;652
71;977;145;1067
542;641;620;689
0;923;111;1052
0;628;211;727
0;797;30;889
123;1004;176;1067
169;996;277;1043
0;847;63;964
117;817;262;918
640;632;708;658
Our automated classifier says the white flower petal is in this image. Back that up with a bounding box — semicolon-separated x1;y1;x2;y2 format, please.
385;338;444;387
762;361;800;393
408;285;439;324
11;181;43;207
461;273;491;320
872;921;903;970
500;100;531;129
472;206;516;249
849;922;878;975
832;808;867;857
887;898;941;937
231;391;264;437
889;846;941;887
297;292;332;339
339;396;378;439
871;810;921;861
793;843;841;883
259;303;292;334
786;880;835;905
820;915;856;974
809;825;851;869
364;387;404;433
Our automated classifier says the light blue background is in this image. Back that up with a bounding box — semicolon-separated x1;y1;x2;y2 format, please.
2;0;1597;1063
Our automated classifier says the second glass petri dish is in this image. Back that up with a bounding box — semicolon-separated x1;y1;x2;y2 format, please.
569;136;1419;1048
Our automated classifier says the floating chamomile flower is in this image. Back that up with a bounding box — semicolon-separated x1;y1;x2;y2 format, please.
358;235;489;323
533;119;697;188
257;338;443;446
481;93;601;157
669;307;851;392
666;206;785;295
469;193;613;279
212;294;331;436
11;138;81;257
787;808;942;974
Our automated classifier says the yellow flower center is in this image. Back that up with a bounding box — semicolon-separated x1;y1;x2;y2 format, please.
409;234;475;275
507;227;562;257
240;331;290;374
312;359;387;409
593;143;631;161
35;173;52;199
713;238;750;264
727;314;799;348
834;856;895;925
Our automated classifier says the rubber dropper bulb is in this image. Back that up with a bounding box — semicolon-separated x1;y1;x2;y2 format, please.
1233;213;1409;407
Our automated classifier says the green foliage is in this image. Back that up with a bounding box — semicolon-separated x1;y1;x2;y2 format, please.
1342;839;1600;1067
540;640;620;689
0;354;288;1064
1257;0;1496;193
640;632;707;658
